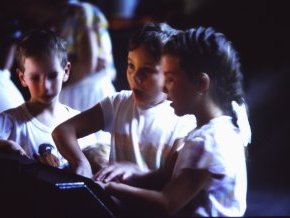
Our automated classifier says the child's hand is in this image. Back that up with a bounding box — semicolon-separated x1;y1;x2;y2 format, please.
93;162;146;183
94;180;108;189
71;159;93;178
0;139;28;157
35;153;60;168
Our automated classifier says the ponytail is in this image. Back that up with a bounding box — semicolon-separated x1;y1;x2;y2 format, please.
231;101;252;146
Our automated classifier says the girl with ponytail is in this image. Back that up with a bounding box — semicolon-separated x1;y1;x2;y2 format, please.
99;26;251;217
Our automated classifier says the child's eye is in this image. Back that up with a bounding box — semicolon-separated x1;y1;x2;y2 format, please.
47;72;58;79
127;62;134;70
31;75;40;81
165;77;174;86
140;67;157;76
165;76;173;83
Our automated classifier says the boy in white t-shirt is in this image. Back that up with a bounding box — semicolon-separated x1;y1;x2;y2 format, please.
52;23;196;178
0;30;96;169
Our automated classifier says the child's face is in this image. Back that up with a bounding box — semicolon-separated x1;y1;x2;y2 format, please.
18;55;70;104
162;55;197;116
127;45;166;108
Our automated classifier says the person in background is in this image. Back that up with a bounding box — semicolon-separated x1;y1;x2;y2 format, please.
52;22;196;178
0;29;97;169
98;27;251;217
19;0;116;157
0;19;25;113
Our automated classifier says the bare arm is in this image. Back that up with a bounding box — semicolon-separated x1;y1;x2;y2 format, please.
104;168;211;216
52;103;104;177
129;137;184;189
123;143;181;189
162;169;211;215
0;139;28;157
105;182;168;216
94;138;182;188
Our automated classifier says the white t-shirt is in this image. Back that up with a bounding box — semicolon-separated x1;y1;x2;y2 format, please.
0;103;97;168
59;72;115;146
0;69;24;113
100;90;196;170
173;116;249;217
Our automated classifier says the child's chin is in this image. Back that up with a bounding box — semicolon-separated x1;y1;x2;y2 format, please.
133;95;145;105
40;97;55;104
173;107;185;116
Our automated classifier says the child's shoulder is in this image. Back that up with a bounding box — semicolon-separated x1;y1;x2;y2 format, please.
111;90;133;103
186;116;240;146
117;90;132;97
60;104;80;116
0;103;27;124
0;103;26;117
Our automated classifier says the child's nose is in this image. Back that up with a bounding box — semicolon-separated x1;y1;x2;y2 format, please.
163;85;168;94
133;72;142;84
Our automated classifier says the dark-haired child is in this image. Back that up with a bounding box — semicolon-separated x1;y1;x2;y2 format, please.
52;22;196;178
101;27;251;217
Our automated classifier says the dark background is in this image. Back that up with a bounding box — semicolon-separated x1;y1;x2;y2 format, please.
1;0;290;216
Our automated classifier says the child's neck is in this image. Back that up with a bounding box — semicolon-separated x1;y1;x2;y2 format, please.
138;93;167;110
195;101;224;128
26;100;62;127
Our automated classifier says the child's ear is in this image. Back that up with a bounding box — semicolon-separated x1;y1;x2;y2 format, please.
196;72;210;93
63;62;71;82
17;68;27;87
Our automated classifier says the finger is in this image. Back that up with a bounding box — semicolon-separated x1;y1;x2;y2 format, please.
94;180;106;189
17;148;27;157
104;168;124;182
40;154;55;167
47;155;60;168
121;171;133;182
93;168;107;181
53;156;60;167
94;165;115;181
36;155;46;165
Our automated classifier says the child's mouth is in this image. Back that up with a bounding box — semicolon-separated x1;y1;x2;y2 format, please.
42;95;53;100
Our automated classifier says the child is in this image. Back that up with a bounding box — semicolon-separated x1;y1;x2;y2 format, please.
52;22;196;178
100;27;251;217
0;30;96;169
20;0;116;149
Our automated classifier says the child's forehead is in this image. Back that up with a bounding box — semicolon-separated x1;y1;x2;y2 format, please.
23;55;63;72
128;45;159;63
162;55;181;71
24;54;61;64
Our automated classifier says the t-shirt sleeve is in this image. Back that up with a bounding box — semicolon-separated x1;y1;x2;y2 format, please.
173;136;227;178
99;91;124;132
170;114;196;146
0;112;14;139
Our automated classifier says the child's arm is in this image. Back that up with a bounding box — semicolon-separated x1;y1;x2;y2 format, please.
94;161;148;183
52;103;105;178
95;138;183;189
104;168;211;216
0;139;28;157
